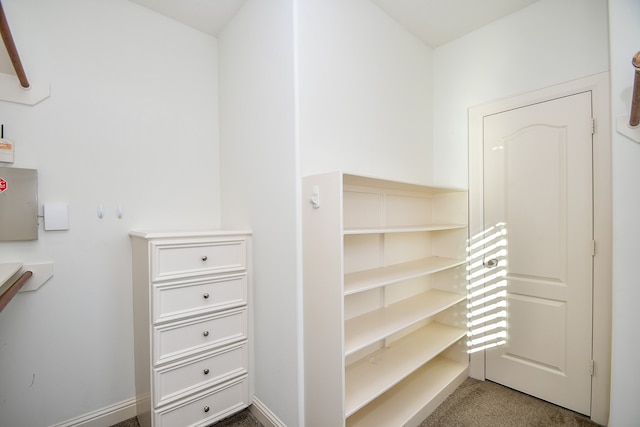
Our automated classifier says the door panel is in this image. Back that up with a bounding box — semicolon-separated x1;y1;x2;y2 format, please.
483;92;593;415
504;126;565;279
506;294;566;372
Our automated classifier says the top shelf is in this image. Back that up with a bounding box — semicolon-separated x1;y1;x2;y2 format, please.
344;224;467;235
343;173;468;194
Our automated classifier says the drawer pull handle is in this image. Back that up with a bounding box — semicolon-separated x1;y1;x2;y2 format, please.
203;331;209;337
201;255;208;261
203;293;210;299
204;406;210;413
203;368;210;375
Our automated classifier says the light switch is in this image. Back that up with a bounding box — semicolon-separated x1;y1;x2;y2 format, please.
44;203;69;231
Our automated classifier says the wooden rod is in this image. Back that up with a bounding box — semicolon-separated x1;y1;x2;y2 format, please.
630;52;640;127
0;270;32;313
0;0;28;88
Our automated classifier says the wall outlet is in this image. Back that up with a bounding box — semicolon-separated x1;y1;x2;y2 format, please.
0;139;14;163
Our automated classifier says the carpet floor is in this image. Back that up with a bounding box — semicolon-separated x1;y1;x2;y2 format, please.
111;409;261;427
113;378;601;427
420;378;600;427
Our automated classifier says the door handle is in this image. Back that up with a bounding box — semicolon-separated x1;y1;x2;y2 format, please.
484;258;499;268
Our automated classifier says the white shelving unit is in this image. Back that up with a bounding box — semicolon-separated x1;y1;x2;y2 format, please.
302;172;469;427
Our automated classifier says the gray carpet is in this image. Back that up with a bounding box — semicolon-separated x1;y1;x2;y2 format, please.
420;378;600;427
113;378;601;426
111;409;261;427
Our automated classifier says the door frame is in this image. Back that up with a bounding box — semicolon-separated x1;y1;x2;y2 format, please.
468;72;611;425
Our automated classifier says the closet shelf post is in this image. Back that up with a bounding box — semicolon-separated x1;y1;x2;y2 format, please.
0;270;32;313
0;0;29;89
629;51;640;127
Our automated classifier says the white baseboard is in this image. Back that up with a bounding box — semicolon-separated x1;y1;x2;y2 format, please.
250;397;286;427
49;397;138;427
50;395;279;427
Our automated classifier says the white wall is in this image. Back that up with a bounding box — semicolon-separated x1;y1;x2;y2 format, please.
218;1;300;425
297;0;434;185
1;0;630;426
0;1;221;426
608;0;640;424
433;0;615;423
433;0;610;188
218;1;435;424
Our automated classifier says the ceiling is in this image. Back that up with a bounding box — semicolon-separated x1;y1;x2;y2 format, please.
131;0;538;48
131;0;246;37
370;0;538;47
0;0;539;85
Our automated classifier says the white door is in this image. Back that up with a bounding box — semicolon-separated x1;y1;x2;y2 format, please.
482;92;593;415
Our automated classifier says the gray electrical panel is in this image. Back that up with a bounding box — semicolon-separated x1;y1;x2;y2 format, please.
0;167;38;241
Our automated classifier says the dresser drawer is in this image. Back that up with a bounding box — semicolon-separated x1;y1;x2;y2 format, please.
154;342;248;407
154;375;249;427
154;308;247;365
154;274;247;324
151;238;247;282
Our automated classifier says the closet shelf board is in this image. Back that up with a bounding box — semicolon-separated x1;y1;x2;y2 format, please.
344;322;466;417
343;224;467;235
346;356;468;427
344;289;465;356
344;257;466;296
342;173;468;194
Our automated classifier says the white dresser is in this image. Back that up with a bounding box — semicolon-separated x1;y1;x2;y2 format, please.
130;230;252;427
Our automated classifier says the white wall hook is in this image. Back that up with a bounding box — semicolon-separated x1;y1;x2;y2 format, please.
310;185;320;209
